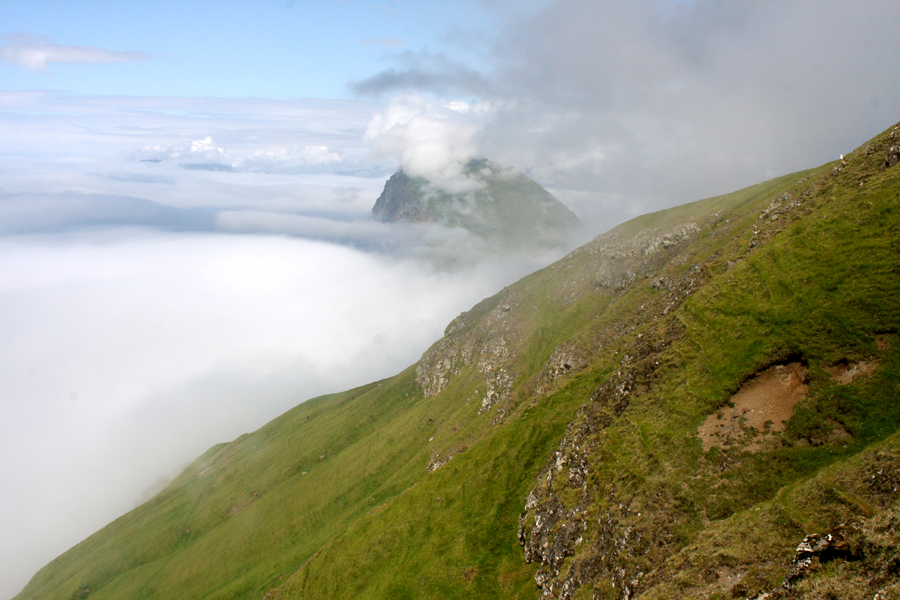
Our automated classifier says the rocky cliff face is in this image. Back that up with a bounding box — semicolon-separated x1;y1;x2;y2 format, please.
371;169;439;224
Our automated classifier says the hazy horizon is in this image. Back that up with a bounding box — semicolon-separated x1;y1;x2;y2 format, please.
2;1;900;597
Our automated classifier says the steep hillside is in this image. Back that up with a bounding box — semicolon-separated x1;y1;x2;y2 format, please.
372;159;585;251
14;123;900;600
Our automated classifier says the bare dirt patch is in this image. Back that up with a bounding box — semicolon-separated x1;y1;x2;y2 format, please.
699;362;808;452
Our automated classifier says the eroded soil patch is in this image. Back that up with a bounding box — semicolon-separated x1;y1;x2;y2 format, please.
700;362;808;452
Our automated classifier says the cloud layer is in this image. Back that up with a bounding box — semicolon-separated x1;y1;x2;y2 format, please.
364;93;493;182
0;229;557;593
356;0;900;215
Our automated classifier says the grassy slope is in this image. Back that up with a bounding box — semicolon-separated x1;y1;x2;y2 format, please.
639;126;900;598
514;124;900;598
15;373;438;600
14;123;900;600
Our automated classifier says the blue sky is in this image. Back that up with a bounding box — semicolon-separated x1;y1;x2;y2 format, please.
2;1;900;598
0;0;493;98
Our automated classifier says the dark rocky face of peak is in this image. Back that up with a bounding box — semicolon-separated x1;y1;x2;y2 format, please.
372;160;586;251
371;169;439;225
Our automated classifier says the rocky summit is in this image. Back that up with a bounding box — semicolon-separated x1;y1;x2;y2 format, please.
14;122;900;600
372;159;585;251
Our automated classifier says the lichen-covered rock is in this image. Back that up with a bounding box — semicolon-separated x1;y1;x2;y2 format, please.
420;215;712;596
415;335;475;397
414;297;499;397
783;525;857;589
519;339;665;598
415;217;705;409
415;289;528;418
747;506;900;599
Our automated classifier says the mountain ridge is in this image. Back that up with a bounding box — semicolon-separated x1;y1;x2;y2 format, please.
13;122;900;600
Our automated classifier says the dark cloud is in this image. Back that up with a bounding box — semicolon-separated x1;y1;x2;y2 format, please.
351;50;495;97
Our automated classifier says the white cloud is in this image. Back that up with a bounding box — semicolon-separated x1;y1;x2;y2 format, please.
353;0;900;235
133;136;345;173
189;136;222;154
364;93;493;183
0;33;149;71
0;93;391;236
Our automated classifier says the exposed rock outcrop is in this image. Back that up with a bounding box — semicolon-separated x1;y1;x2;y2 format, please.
518;329;680;600
572;221;701;290
747;504;900;599
533;341;592;398
515;122;900;599
415;291;525;413
886;145;900;168
783;525;857;589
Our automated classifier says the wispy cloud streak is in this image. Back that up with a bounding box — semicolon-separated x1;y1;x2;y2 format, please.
0;33;150;71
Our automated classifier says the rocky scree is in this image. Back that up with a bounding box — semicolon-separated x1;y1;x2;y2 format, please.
518;239;711;599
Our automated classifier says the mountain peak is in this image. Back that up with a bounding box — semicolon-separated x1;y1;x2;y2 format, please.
372;159;585;250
